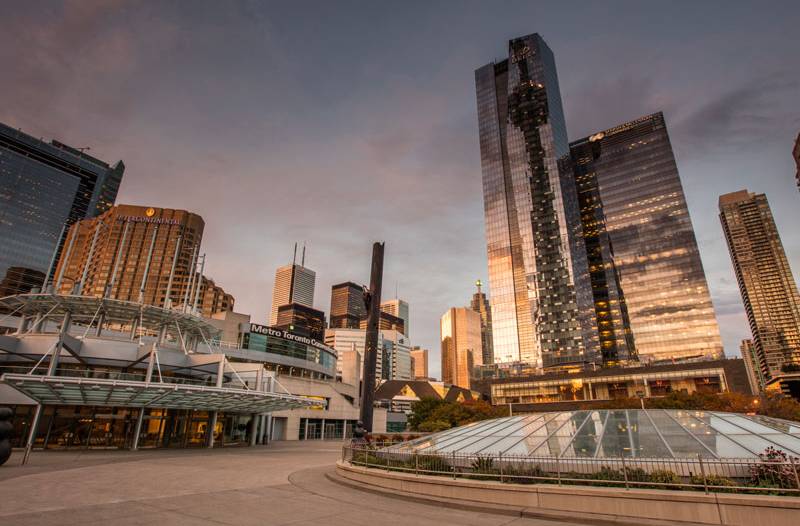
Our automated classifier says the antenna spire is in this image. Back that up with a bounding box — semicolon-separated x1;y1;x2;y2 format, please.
292;242;297;265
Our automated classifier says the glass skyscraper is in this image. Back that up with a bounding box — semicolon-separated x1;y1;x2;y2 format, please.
475;33;596;368
720;190;800;379
570;113;723;363
0;122;124;295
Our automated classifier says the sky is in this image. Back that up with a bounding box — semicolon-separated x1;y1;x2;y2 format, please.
2;1;799;380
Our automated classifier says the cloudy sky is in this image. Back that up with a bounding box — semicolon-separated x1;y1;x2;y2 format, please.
2;1;798;379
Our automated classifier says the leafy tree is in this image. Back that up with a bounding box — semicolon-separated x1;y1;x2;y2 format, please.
408;398;506;432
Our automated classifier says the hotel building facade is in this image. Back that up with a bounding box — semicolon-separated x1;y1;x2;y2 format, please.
51;204;233;318
569;113;723;363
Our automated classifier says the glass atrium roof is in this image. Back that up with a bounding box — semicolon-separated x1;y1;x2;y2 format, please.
389;410;800;459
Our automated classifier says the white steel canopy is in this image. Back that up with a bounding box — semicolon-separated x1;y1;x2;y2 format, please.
1;373;321;413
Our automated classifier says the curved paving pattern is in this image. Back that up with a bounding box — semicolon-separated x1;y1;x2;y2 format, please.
0;443;582;525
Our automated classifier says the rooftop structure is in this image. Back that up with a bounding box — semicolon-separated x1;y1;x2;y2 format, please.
388;410;800;459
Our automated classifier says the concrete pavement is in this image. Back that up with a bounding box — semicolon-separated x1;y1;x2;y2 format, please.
0;442;586;525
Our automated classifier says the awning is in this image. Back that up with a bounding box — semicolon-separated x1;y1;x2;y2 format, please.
0;373;322;413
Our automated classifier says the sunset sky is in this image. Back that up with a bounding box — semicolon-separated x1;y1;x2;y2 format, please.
2;0;798;378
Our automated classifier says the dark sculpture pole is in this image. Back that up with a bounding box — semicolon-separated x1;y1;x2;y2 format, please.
360;242;384;432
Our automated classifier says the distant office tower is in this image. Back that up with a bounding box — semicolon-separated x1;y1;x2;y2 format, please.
410;346;429;379
441;307;483;389
359;311;405;334
269;247;315;325
381;299;409;336
329;281;366;328
0;122;124;295
793;133;799;191
740;340;765;394
720;190;800;379
325;327;412;382
52;205;232;317
570;113;723;363
275;303;326;340
470;280;494;365
475;33;596;368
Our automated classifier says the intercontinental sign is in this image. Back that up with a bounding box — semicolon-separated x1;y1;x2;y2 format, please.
248;323;333;352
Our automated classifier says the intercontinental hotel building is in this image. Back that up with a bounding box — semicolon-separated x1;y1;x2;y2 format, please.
0;204;385;456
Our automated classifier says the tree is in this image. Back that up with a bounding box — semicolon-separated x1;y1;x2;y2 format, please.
409;398;505;432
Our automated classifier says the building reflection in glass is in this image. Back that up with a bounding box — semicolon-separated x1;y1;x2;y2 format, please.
475;33;597;369
569;113;723;363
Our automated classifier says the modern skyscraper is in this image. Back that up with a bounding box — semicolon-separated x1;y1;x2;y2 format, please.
325;327;412;382
329;281;366;328
358;311;405;334
570;113;723;363
0;122;124;295
269;247;315;325
51;204;233;317
275;303;326;340
381;299;409;337
440;307;483;389
410;346;429;379
469;279;494;365
475;33;596;368
740;340;765;394
720;190;800;379
793;132;799;192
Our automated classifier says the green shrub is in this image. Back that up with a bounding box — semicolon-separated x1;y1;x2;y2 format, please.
690;473;737;492
648;469;682;489
414;454;450;474
503;463;547;484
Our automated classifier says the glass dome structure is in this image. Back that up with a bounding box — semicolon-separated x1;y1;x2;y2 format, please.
389;410;800;459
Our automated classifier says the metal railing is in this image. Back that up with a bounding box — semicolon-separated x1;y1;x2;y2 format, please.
342;442;800;495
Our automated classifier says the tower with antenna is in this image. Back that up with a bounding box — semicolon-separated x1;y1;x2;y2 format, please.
268;242;316;325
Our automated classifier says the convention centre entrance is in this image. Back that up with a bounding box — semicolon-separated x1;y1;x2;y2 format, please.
7;405;257;450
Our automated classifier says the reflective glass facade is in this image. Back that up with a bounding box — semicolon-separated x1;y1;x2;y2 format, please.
329;281;366;328
440;307;483;389
720;190;800;379
475;34;596;369
389;410;800;459
470;282;494;365
242;330;337;372
0;123;123;295
569;113;723;363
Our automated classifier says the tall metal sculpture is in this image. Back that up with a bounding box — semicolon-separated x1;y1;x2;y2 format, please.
359;242;384;431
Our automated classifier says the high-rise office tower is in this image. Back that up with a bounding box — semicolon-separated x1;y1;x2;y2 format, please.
269;246;315;325
720;190;800;379
0;122;124;295
440;307;483;389
475;33;596;368
469;280;494;365
275;303;326;340
329;281;366;328
740;340;765;394
51;204;233;317
410;346;429;379
570;113;723;363
793;133;799;191
381;299;409;337
325;327;412;382
358;311;405;334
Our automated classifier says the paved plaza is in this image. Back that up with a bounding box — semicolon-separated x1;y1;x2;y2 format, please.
0;442;588;526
